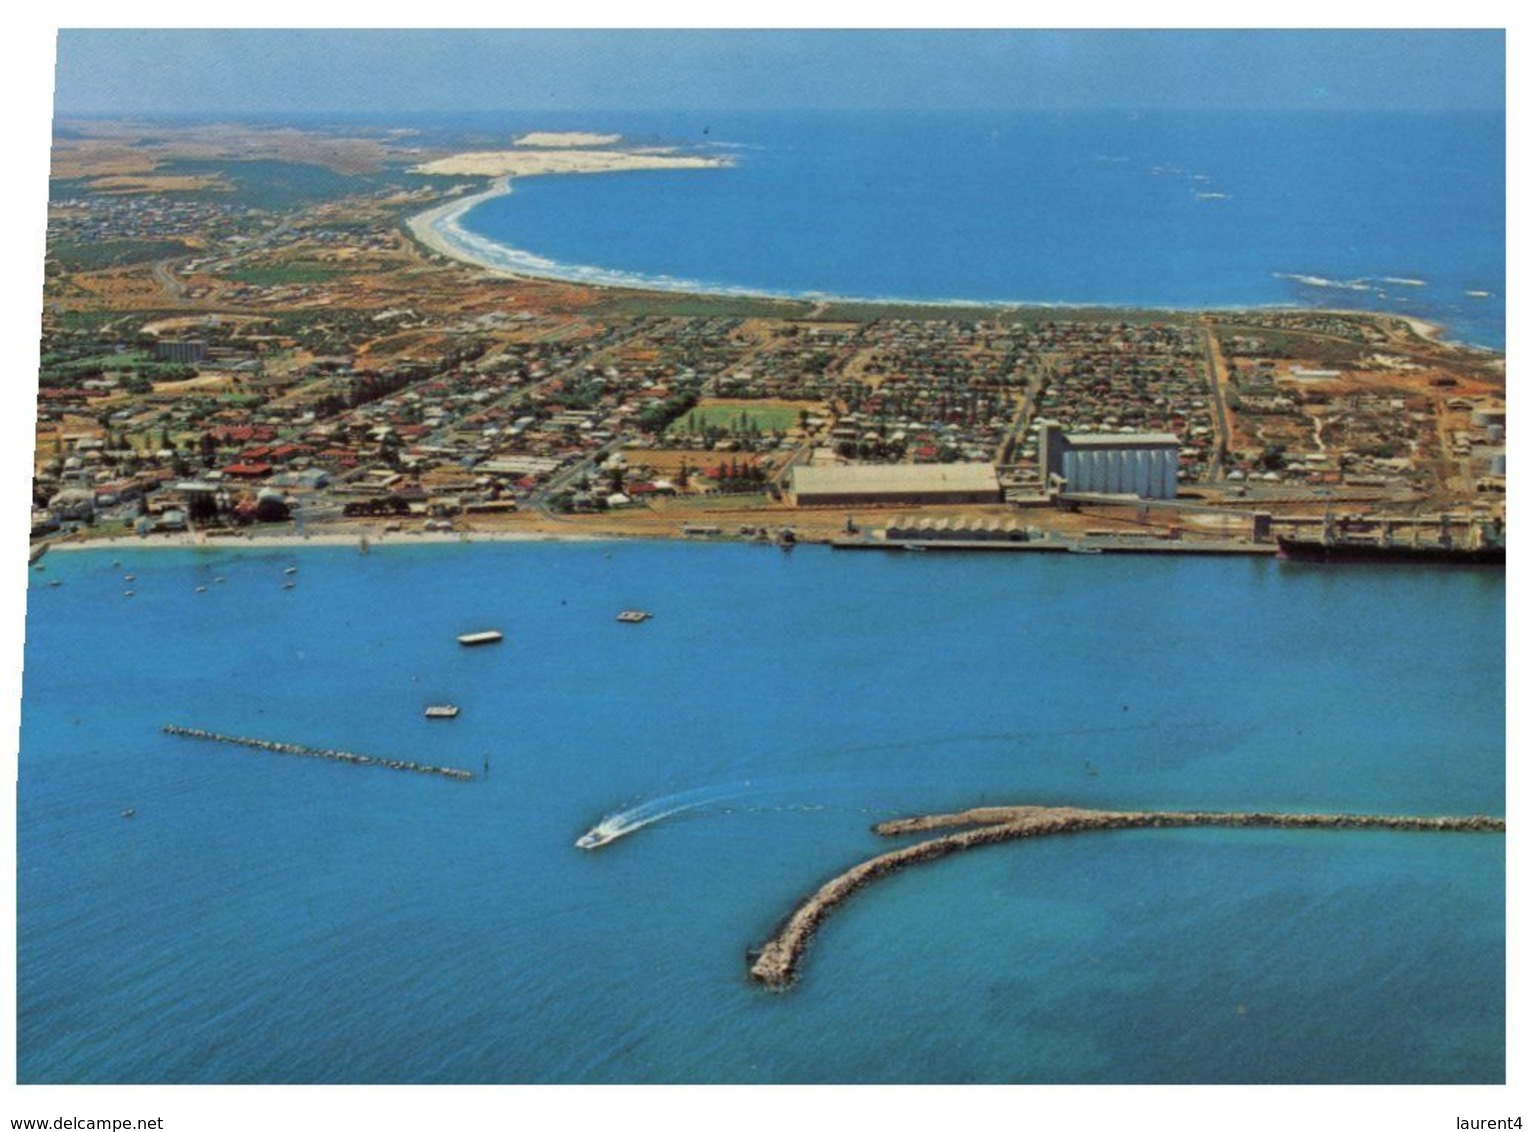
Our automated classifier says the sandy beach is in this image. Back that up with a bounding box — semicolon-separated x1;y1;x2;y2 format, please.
410;148;731;178
1397;314;1447;342
46;526;610;553
514;131;623;148
403;142;734;284
404;177;519;271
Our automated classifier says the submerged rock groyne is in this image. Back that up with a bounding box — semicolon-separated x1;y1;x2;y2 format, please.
747;803;1505;990
163;725;474;782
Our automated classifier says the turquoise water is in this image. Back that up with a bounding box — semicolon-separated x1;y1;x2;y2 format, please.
17;542;1505;1082
453;110;1506;348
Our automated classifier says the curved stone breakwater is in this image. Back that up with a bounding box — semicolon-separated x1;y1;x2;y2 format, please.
163;725;474;782
747;803;1506;990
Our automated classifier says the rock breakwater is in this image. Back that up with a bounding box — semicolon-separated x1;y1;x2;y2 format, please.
748;803;1505;989
163;725;474;782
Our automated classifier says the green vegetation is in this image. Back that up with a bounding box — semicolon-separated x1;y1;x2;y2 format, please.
225;262;351;286
585;286;1200;327
50;238;195;271
157;159;378;211
38;351;197;389
635;389;700;433
586;291;814;320
813;302;1191;326
156;160;482;212
1209;322;1370;366
669;402;804;437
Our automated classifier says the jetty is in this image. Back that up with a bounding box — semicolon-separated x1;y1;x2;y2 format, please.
163;725;474;781
747;803;1506;990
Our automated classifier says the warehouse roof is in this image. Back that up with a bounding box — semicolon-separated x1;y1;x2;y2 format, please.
1063;431;1180;448
791;463;1000;495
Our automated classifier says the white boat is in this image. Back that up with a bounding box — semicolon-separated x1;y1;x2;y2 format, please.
575;824;620;850
457;630;504;646
424;704;461;719
615;609;652;623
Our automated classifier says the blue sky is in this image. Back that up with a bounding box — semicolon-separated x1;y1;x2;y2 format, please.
52;29;1505;116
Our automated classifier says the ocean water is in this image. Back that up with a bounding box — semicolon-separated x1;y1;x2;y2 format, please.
17;542;1505;1083
447;109;1505;349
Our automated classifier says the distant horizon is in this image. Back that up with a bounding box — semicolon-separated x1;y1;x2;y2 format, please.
52;29;1505;117
52;104;1511;119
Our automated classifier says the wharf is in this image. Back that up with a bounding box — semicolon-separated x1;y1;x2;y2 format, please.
748;803;1505;990
829;536;1274;556
163;725;474;781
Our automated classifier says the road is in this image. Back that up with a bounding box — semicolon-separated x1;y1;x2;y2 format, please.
1198;319;1233;482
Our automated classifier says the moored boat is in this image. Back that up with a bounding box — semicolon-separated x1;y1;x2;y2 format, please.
1276;536;1505;566
457;630;504;645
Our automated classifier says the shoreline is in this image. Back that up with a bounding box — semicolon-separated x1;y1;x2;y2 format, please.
45;527;616;553
401;184;1462;345
405;176;518;270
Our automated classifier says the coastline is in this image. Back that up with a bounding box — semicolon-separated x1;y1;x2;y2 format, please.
405;177;519;272
401;183;1468;344
45;527;613;553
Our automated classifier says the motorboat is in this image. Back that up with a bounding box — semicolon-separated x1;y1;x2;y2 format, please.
575;823;621;850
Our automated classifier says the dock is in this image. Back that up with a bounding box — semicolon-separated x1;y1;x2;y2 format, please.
747;803;1506;990
163;725;474;781
830;535;1274;556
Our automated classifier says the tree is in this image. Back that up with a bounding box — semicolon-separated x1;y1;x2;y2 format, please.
254;495;290;524
187;492;219;523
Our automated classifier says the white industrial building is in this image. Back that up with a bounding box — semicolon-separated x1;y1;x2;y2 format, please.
1039;423;1180;499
